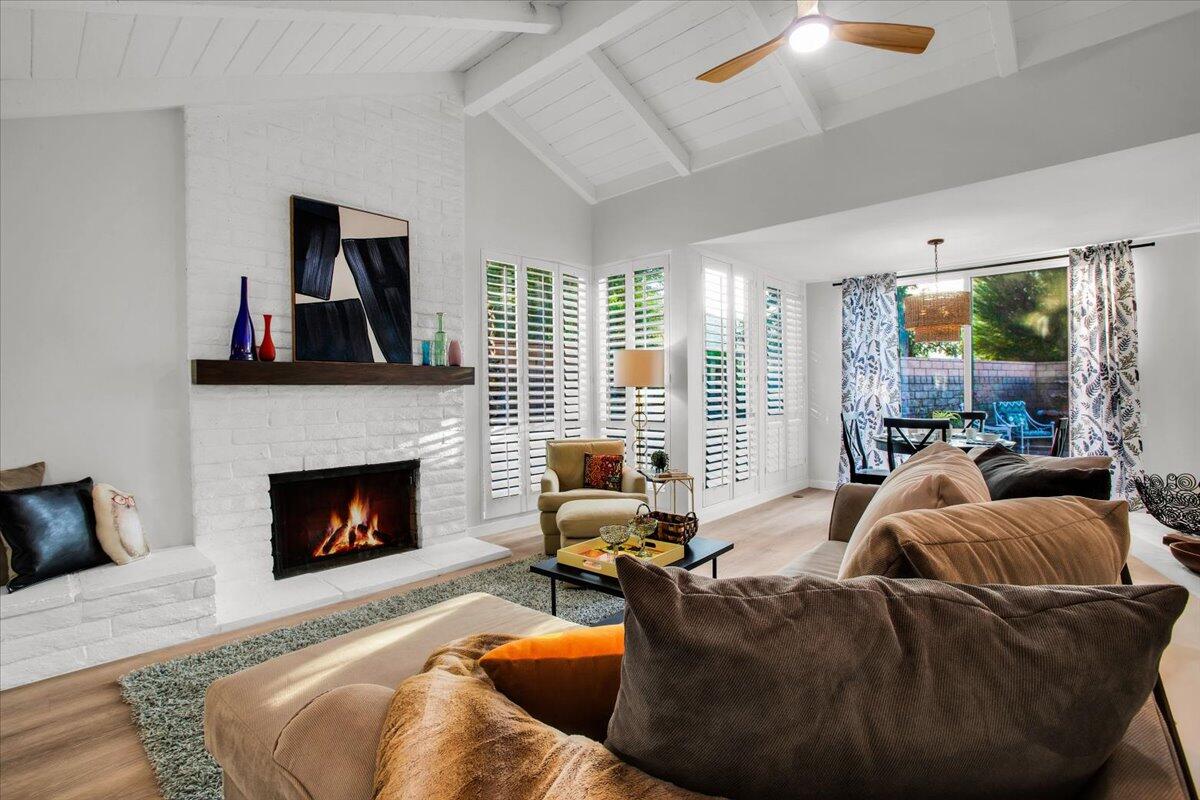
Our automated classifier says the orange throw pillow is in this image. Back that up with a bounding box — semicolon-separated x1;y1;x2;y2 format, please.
479;624;624;740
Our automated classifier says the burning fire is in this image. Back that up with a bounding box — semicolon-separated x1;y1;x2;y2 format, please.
312;488;387;557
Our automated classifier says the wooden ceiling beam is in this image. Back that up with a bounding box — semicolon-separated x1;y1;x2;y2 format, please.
742;0;822;134
986;1;1020;77
463;0;664;117
582;48;690;177
2;1;561;34
489;103;597;204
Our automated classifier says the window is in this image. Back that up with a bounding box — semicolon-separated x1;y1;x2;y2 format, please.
897;266;1068;455
483;255;588;518
598;257;668;471
703;256;805;504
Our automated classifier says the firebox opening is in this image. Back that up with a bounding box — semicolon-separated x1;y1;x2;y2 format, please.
269;460;418;580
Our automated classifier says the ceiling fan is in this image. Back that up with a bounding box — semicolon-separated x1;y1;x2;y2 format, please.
697;0;935;83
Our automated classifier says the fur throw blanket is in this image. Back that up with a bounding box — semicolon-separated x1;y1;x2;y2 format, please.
373;633;718;800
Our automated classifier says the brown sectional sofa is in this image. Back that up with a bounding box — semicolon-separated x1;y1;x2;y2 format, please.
205;484;1194;800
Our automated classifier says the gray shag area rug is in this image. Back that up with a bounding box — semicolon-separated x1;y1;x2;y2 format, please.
120;554;623;800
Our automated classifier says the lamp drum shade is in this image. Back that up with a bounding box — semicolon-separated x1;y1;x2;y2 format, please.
615;349;665;388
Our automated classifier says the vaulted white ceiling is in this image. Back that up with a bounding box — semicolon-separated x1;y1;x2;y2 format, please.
3;0;1198;204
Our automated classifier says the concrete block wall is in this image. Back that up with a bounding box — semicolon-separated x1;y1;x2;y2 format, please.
184;94;467;596
900;357;1067;418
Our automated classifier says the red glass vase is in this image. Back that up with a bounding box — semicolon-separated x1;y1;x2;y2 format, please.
259;314;276;362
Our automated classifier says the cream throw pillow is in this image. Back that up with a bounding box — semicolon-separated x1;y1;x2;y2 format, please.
838;441;989;578
92;483;150;564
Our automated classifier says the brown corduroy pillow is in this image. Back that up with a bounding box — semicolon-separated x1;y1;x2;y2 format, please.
846;496;1131;584
608;556;1186;800
839;442;989;578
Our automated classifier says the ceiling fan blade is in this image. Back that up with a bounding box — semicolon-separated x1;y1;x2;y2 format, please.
829;19;935;54
697;34;785;83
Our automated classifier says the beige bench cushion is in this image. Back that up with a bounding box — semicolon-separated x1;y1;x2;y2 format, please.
556;498;645;542
204;593;575;800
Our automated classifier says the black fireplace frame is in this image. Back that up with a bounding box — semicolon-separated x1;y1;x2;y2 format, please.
268;459;419;580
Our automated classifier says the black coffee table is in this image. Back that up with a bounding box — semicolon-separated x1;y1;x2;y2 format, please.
530;537;734;616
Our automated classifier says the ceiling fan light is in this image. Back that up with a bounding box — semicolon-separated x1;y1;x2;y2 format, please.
789;19;830;53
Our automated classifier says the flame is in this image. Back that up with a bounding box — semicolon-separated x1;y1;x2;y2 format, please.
311;488;387;558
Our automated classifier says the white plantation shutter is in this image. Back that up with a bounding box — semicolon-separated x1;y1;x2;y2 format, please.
704;261;805;508
525;265;555;490
600;272;628;442
485;260;521;507
703;260;731;497
598;258;669;461
482;255;589;519
763;286;786;478
561;272;587;439
784;287;806;481
733;271;756;492
633;265;667;470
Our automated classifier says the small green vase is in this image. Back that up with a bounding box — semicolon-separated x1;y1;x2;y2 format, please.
433;312;447;366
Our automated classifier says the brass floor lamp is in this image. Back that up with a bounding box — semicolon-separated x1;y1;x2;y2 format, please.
615;348;665;470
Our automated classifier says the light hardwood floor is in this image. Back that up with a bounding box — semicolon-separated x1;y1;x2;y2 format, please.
1;488;1196;799
0;490;834;800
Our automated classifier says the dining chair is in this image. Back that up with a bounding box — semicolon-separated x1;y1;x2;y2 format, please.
840;412;889;485
959;410;987;432
882;417;951;470
1049;416;1069;458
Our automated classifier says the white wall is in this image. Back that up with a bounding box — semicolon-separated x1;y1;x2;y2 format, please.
464;112;592;529
0;110;191;548
1135;231;1200;476
804;231;1200;487
805;281;843;488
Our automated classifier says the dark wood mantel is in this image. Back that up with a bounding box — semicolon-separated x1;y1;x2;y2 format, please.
190;360;474;386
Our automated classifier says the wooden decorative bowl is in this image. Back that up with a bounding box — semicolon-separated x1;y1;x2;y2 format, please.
1168;540;1200;574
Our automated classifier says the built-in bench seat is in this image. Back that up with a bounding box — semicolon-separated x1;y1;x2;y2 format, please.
0;546;216;689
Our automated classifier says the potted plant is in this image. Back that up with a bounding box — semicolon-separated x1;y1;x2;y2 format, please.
649;450;669;475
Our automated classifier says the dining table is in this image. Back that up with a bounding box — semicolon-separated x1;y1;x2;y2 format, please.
871;432;1016;456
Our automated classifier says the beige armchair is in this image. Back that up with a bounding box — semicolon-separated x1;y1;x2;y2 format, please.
538;439;647;554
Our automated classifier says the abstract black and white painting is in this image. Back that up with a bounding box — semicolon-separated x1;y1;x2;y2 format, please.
291;196;411;363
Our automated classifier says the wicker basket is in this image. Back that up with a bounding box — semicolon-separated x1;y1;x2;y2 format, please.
634;503;699;546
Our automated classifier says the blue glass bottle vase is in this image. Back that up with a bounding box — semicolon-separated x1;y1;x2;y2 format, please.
229;276;257;361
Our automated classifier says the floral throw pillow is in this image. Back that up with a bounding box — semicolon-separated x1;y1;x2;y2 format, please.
583;454;624;491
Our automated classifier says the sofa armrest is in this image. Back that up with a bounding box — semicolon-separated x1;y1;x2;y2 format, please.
829;483;879;542
540;468;560;495
622;468;646;495
274;683;394;800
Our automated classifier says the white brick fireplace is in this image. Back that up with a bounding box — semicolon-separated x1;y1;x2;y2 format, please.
184;93;502;627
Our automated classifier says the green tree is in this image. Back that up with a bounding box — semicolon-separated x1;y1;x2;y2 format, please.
971;268;1067;361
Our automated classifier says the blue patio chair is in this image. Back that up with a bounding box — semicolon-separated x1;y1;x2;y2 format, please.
990;401;1054;450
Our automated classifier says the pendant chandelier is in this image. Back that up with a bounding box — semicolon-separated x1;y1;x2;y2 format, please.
903;238;970;342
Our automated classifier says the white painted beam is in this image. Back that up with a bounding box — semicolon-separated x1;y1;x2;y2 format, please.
3;1;561;34
464;0;666;117
582;49;690;177
489;103;596;204
742;0;822;133
0;71;463;119
986;1;1019;77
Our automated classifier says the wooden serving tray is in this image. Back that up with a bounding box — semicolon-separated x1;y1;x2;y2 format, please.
557;537;684;578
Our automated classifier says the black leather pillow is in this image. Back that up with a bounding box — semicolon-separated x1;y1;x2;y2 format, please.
607;556;1185;800
0;478;109;592
974;444;1111;500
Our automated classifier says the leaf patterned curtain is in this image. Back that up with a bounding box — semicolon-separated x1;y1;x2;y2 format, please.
1068;241;1143;504
840;274;900;485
